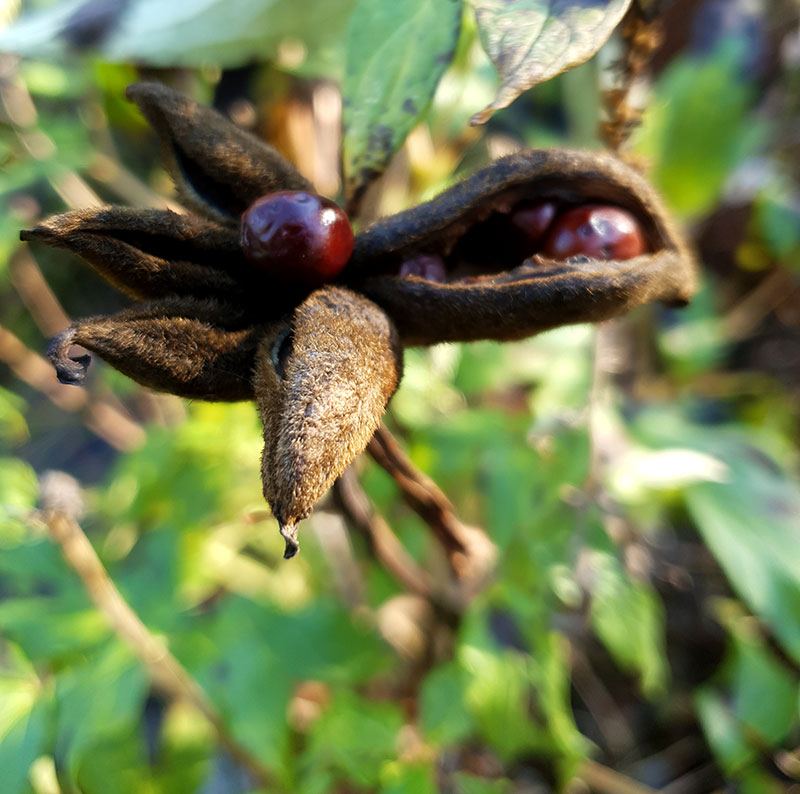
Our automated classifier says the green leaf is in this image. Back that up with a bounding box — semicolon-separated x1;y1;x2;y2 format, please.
631;412;800;666
0;597;109;664
635;44;766;217
694;688;754;775
303;692;405;788
754;181;800;266
728;632;797;746
0;0;357;73
587;549;668;697
0;388;28;444
0;458;37;547
452;774;513;794
686;466;800;664
342;0;462;198
467;0;632;124
379;762;438;794
55;642;149;792
419;661;474;745
457;610;552;760
0;643;50;794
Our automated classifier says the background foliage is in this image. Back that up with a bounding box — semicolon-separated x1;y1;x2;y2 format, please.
1;0;800;792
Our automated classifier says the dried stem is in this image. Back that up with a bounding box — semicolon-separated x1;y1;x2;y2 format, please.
367;424;495;586
39;473;274;789
332;467;454;608
8;246;72;337
0;322;145;451
600;9;662;152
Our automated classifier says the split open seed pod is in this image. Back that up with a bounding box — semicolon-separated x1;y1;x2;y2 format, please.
344;148;697;346
21;83;698;557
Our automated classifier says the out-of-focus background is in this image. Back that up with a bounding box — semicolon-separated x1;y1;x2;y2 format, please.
1;0;800;792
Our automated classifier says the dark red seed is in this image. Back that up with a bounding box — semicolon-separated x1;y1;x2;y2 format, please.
398;254;447;282
542;204;647;261
241;191;354;285
509;200;558;247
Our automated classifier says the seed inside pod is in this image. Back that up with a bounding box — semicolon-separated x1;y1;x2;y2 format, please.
385;197;651;286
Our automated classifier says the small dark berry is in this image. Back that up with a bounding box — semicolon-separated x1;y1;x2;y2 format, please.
241;191;354;285
509;201;558;247
398;254;447;282
542;204;647;261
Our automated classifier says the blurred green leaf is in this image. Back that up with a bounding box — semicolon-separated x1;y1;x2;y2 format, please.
467;0;632;124
0;0;357;73
55;642;149;792
587;547;668;697
0;643;50;794
303;692;404;787
0;597;109;663
453;774;513;794
342;0;461;198
728;631;797;745
0;458;37;545
636;44;767;218
658;279;728;378
457;610;555;760
695;688;754;775
632;411;800;665
379;762;437;794
420;661;474;745
0;388;28;444
754;181;800;266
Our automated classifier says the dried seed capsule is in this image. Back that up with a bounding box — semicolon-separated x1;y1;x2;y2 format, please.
344;148;697;345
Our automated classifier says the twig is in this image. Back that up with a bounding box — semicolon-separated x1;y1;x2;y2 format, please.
38;472;274;790
332;467;460;612
367;424;496;585
578;760;658;794
8;246;72;337
722;268;798;342
570;645;636;757
0;322;145;451
600;10;663;152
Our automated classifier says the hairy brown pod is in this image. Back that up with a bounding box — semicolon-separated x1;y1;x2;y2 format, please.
21;82;697;556
347;148;696;346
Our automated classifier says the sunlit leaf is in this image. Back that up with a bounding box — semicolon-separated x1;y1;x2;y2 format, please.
467;0;632;124
379;762;438;794
632;412;800;665
342;0;462;199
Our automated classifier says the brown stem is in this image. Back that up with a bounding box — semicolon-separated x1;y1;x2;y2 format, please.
8;246;72;337
332;467;462;612
367;424;495;585
0;322;145;451
38;472;274;790
600;11;663;152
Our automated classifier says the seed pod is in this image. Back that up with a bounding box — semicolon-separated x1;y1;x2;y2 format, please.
21;83;699;557
344;148;697;346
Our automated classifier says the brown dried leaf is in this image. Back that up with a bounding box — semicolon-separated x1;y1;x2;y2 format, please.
468;0;634;124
